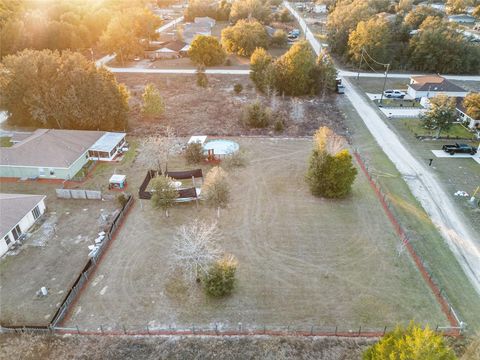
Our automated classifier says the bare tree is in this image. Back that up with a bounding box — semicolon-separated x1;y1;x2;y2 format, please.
202;166;230;218
137;127;177;172
314;126;345;155
171;220;222;281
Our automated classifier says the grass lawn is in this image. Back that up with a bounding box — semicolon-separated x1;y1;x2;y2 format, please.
337;95;480;333
375;98;421;108
66;137;446;331
0;136;12;147
400;119;476;139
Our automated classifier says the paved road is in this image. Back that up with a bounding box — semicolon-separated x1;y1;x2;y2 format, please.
284;1;480;295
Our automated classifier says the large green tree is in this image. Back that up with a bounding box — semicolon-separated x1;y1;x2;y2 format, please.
99;15;143;65
273;41;318;96
421;95;457;138
221;19;268;57
315;50;338;96
0;49;129;130
348;16;392;65
408;17;480;74
403;5;444;29
151;175;179;217
188;35;226;66
250;47;273;92
363;323;456;359
229;0;271;24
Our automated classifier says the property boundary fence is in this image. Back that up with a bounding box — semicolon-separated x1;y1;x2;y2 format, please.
55;189;102;200
353;151;464;336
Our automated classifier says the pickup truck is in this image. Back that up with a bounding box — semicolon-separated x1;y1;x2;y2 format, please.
442;143;478;155
383;89;406;99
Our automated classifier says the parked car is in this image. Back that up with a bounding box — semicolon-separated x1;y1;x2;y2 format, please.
383;89;406;98
442;143;478;155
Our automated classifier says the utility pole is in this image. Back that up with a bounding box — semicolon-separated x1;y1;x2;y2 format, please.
379;63;390;105
357;48;364;81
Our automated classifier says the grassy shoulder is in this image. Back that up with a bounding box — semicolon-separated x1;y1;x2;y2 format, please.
338;96;480;333
0;136;12;147
399;119;476;140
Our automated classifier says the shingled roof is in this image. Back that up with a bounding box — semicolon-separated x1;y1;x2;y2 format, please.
409;75;466;93
0;193;46;238
0;129;104;168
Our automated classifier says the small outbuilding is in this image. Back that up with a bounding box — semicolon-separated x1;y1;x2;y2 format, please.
109;174;127;189
0;193;46;256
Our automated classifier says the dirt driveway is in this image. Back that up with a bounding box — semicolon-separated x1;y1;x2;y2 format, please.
66;138;445;331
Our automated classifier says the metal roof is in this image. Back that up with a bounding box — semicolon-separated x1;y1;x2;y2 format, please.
89;132;126;152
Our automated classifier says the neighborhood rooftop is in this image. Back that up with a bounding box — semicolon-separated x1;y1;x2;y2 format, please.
409;75;467;92
0;193;46;238
0;129;126;169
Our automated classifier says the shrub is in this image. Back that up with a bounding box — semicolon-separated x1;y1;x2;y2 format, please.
233;83;243;94
274;118;285;132
241;100;271;128
116;193;129;208
184;142;205;164
222;150;247;169
270;29;287;47
224;58;232;66
141;83;165;116
279;8;292;23
363;322;456;359
196;67;208;87
203;255;237;297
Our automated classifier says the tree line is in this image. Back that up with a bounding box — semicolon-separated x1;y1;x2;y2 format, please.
327;0;480;74
0;0;161;62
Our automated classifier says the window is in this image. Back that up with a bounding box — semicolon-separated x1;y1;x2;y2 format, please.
49;169;55;176
4;235;11;246
12;225;21;240
32;205;41;220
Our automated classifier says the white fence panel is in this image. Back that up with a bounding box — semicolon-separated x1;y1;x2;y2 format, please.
55;189;71;199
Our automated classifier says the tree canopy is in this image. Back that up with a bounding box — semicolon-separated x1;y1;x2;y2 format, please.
188;35;226;66
0;49;129;131
463;93;480;120
229;0;271;24
348;16;392;65
408;17;480;74
151;175;179;217
363;322;456;359
142;83;165;117
421;95;457;138
250;47;274;93
221;19;268;57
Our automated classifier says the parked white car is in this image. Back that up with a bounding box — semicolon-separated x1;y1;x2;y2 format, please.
383;89;406;99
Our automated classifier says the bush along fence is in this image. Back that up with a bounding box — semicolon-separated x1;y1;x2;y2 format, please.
353;151;464;336
0;194;135;334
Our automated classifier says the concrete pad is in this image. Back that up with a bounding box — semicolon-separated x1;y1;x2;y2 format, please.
431;150;480;164
379;107;423;118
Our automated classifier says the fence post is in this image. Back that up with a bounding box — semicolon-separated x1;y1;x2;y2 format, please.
76;325;80;334
123;325;127;335
358;326;361;336
146;324;150;335
264;325;266;334
192;324;195;334
100;325;104;334
383;326;387;335
335;326;337;336
310;325;314;335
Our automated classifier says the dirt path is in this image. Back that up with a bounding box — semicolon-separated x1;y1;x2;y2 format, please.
342;77;480;296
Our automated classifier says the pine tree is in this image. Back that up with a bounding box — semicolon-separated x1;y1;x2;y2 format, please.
141;83;165;117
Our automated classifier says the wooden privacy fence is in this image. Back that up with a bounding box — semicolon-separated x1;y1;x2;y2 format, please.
56;189;102;200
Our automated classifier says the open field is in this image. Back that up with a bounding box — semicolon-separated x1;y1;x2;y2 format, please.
337;95;480;332
0;184;117;326
118;74;346;138
66;137;446;331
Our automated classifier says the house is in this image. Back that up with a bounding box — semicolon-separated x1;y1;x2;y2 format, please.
456;97;480;130
194;16;216;28
448;14;477;24
183;23;212;44
0;193;46;257
0;129;126;180
149;40;188;59
407;75;469;99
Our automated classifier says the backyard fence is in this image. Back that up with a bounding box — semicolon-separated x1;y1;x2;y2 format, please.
49;194;134;328
1;322;461;338
56;189;102;200
353;151;465;336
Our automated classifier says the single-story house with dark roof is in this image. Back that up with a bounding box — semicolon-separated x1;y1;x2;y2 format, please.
0;193;46;256
456;97;480;130
0;129;126;180
407;75;469;99
153;40;188;59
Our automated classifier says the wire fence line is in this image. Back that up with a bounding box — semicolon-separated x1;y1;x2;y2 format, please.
353;151;465;336
0;323;460;338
